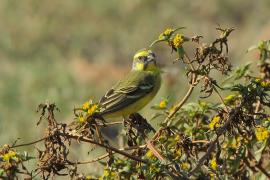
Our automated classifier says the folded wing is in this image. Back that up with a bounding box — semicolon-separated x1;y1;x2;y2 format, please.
99;71;155;115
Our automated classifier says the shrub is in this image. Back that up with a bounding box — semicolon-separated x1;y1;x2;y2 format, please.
1;27;270;179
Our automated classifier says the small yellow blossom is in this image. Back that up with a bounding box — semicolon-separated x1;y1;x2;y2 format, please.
103;169;110;177
210;158;217;170
103;169;117;177
85;175;94;180
255;78;262;83
254;78;270;87
231;136;242;149
87;104;98;116
209;116;221;130
256;126;269;141
78;116;85;123
173;33;184;47
159;100;168;109
199;101;208;108
159;28;174;40
164;28;173;36
82;101;90;111
261;81;270;87
224;94;237;105
174;134;181;141
174;149;182;157
181;162;190;171
145;150;154;159
209;172;216;180
1;150;17;162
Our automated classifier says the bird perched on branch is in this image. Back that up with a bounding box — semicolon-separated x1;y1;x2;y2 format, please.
98;49;161;120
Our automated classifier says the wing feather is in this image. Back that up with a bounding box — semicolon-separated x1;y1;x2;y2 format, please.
99;71;155;116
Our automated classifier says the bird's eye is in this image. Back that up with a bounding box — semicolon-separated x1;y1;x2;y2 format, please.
139;56;147;61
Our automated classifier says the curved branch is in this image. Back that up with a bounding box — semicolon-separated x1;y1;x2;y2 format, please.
11;137;47;148
63;132;147;164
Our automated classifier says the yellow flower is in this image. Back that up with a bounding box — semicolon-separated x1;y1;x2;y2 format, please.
82;101;90;111
1;150;17;162
103;169;117;178
209;116;221;130
224;94;237;105
181;162;190;171
173;33;184;47
199;101;208;108
164;28;173;36
78;116;85;123
255;78;262;83
210;158;217;170
87;104;98;116
174;134;181;141
145;150;154;159
209;172;216;180
231;136;242;149
256;126;269;141
159;100;168;109
174;149;182;157
85;175;94;180
159;28;173;40
103;169;110;177
261;81;270;87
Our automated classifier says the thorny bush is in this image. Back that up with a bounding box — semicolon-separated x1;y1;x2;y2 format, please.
1;27;270;180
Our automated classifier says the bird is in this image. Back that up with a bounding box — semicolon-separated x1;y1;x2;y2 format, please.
98;49;161;120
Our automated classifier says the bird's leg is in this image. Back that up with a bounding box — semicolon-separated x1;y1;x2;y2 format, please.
123;115;138;146
94;124;104;144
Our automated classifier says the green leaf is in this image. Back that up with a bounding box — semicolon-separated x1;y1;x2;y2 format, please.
0;168;4;176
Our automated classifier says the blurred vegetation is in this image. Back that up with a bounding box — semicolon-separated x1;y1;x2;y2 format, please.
1;0;270;177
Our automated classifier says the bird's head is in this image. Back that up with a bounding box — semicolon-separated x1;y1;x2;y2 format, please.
132;49;158;72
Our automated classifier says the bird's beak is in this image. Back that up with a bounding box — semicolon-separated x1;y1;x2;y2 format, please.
147;53;155;62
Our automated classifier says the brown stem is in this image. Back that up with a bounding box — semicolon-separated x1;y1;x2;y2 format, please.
10;133;147;164
63;132;148;164
192;140;209;144
189;108;236;176
11;137;47;148
213;86;229;112
254;100;261;119
74;153;109;164
189;138;218;175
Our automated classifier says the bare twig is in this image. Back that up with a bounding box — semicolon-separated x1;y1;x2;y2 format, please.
11;137;47;148
213;86;229;112
63;132;148;164
74;153;110;165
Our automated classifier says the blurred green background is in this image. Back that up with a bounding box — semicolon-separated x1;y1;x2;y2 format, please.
1;0;270;176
